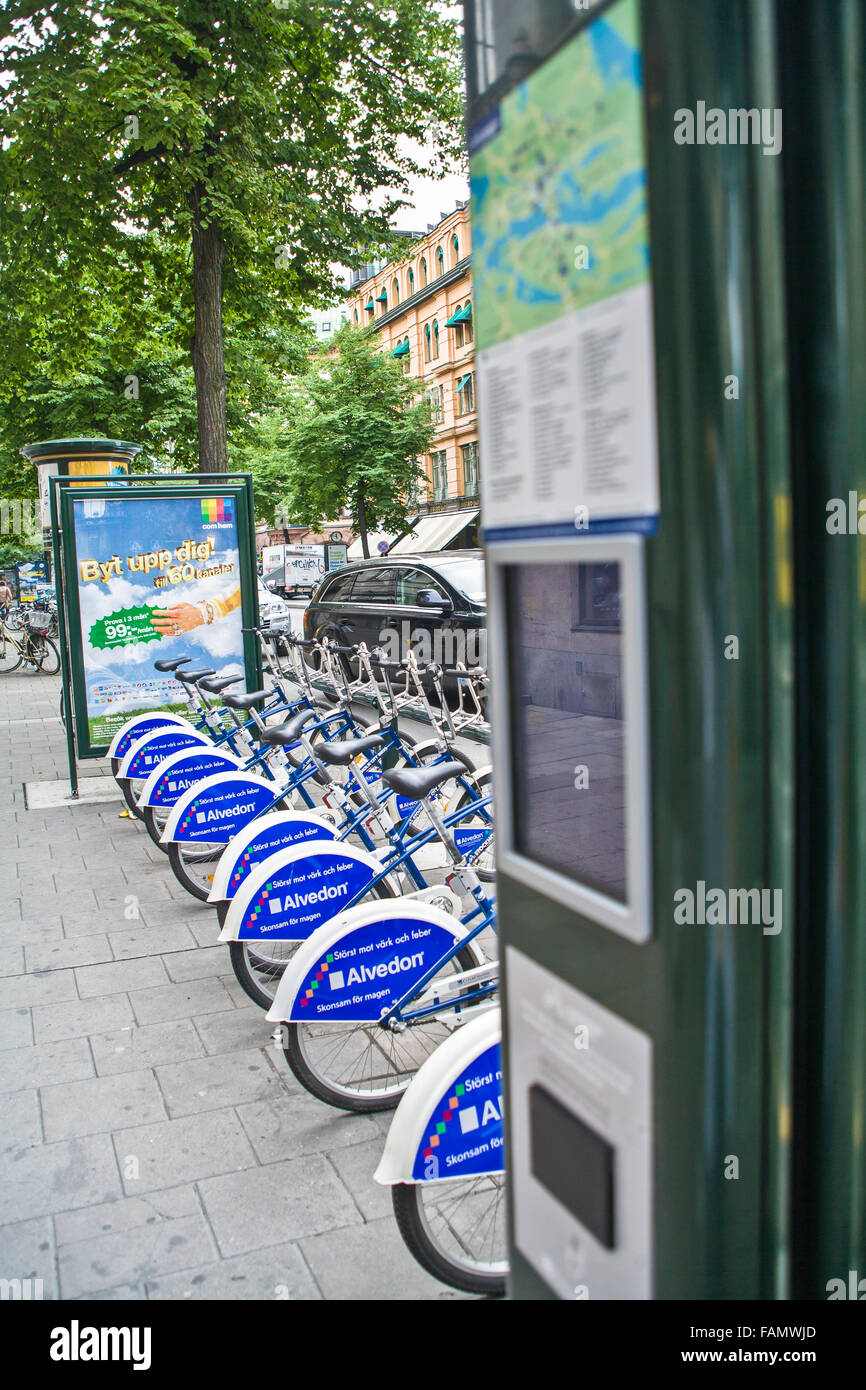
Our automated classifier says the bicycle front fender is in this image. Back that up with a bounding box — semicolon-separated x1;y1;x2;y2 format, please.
207;811;338;904
265;899;481;1026
107;712;195;762
117;727;211;783
137;746;244;810
217;840;382;944
374;1009;503;1186
159;772;278;846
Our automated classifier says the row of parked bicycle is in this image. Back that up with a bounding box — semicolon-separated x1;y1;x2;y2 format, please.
0;600;60;674
108;626;505;1296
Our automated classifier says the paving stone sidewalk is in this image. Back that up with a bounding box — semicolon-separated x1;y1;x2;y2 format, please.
0;670;462;1300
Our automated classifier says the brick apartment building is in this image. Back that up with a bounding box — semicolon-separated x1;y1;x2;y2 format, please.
343;202;479;552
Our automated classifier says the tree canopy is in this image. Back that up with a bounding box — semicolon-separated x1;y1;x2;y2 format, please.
0;0;464;477
258;324;434;555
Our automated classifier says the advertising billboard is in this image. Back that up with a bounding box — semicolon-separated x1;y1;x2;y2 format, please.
58;482;259;756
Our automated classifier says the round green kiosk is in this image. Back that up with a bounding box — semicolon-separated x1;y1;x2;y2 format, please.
20;437;142;576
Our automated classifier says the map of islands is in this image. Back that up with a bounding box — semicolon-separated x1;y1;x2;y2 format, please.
470;0;649;355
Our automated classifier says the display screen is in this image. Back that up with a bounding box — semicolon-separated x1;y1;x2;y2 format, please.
529;1084;616;1248
505;560;626;902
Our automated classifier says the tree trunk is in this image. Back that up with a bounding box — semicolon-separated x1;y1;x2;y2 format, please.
189;182;229;473
357;486;370;557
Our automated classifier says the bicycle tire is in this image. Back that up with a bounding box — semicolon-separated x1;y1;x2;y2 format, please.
143;803;170;850
282;943;481;1112
0;634;22;673
391;1177;508;1297
167;838;232;902
119;777;147;819
31;636;60;675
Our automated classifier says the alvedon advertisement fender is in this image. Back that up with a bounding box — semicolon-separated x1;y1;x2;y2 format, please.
207;812;338;905
217;841;382;943
118;726;212;783
266;899;478;1025
108;712;197;763
137;746;245;810
160;772;279;846
374;1009;503;1185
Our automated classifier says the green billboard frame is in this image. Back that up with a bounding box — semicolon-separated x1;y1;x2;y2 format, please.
50;472;261;794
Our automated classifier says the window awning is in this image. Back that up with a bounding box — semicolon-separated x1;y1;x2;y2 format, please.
392;341;410;357
455;374;472;391
375;290;388;302
444;309;463;327
364;300;374;311
389;510;479;555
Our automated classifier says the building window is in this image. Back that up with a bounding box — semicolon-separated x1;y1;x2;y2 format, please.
421;257;427;286
461;442;479;495
426;385;444;425
407;464;422;509
452;234;459;266
408;267;414;292
453;304;465;347
437;246;444;276
353;310;358;323
393;278;400;304
431;449;448;502
322;321;331;333
456;372;474;415
424;323;431;362
432;320;439;359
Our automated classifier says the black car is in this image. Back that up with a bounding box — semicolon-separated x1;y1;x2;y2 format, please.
304;551;486;681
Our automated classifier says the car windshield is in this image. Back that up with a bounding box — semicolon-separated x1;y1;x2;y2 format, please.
433;558;485;603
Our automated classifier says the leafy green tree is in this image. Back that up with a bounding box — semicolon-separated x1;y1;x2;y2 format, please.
272;325;433;556
0;1;463;472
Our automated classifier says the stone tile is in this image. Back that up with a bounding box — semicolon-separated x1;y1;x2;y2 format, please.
146;1243;321;1301
236;1093;379;1166
0;1089;42;1150
299;1216;467;1302
162;946;228;983
186;917;222;949
72;1282;145;1300
111;1111;257;1193
57;1212;214;1299
0;1134;121;1224
128;978;234;1026
155;1049;283;1118
90;1019;204;1077
0;1038;93;1094
0;945;24;977
25;935;113;973
0;968;78;1011
192;1007;272;1058
74;956;169;999
137;897;205;926
198;1155;362;1257
0;1005;33;1049
0;1216;58;1299
0;919;63;944
108;922;196;960
326;1138;391;1222
54;1185;199;1244
32;994;134;1045
40;1069;166;1142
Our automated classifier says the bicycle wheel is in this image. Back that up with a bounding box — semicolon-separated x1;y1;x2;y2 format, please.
119;777;147;819
143;803;171;850
167;838;231;902
282;944;482;1112
392;1175;508;1297
0;633;22;673
449;768;495;883
30;636;60;675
